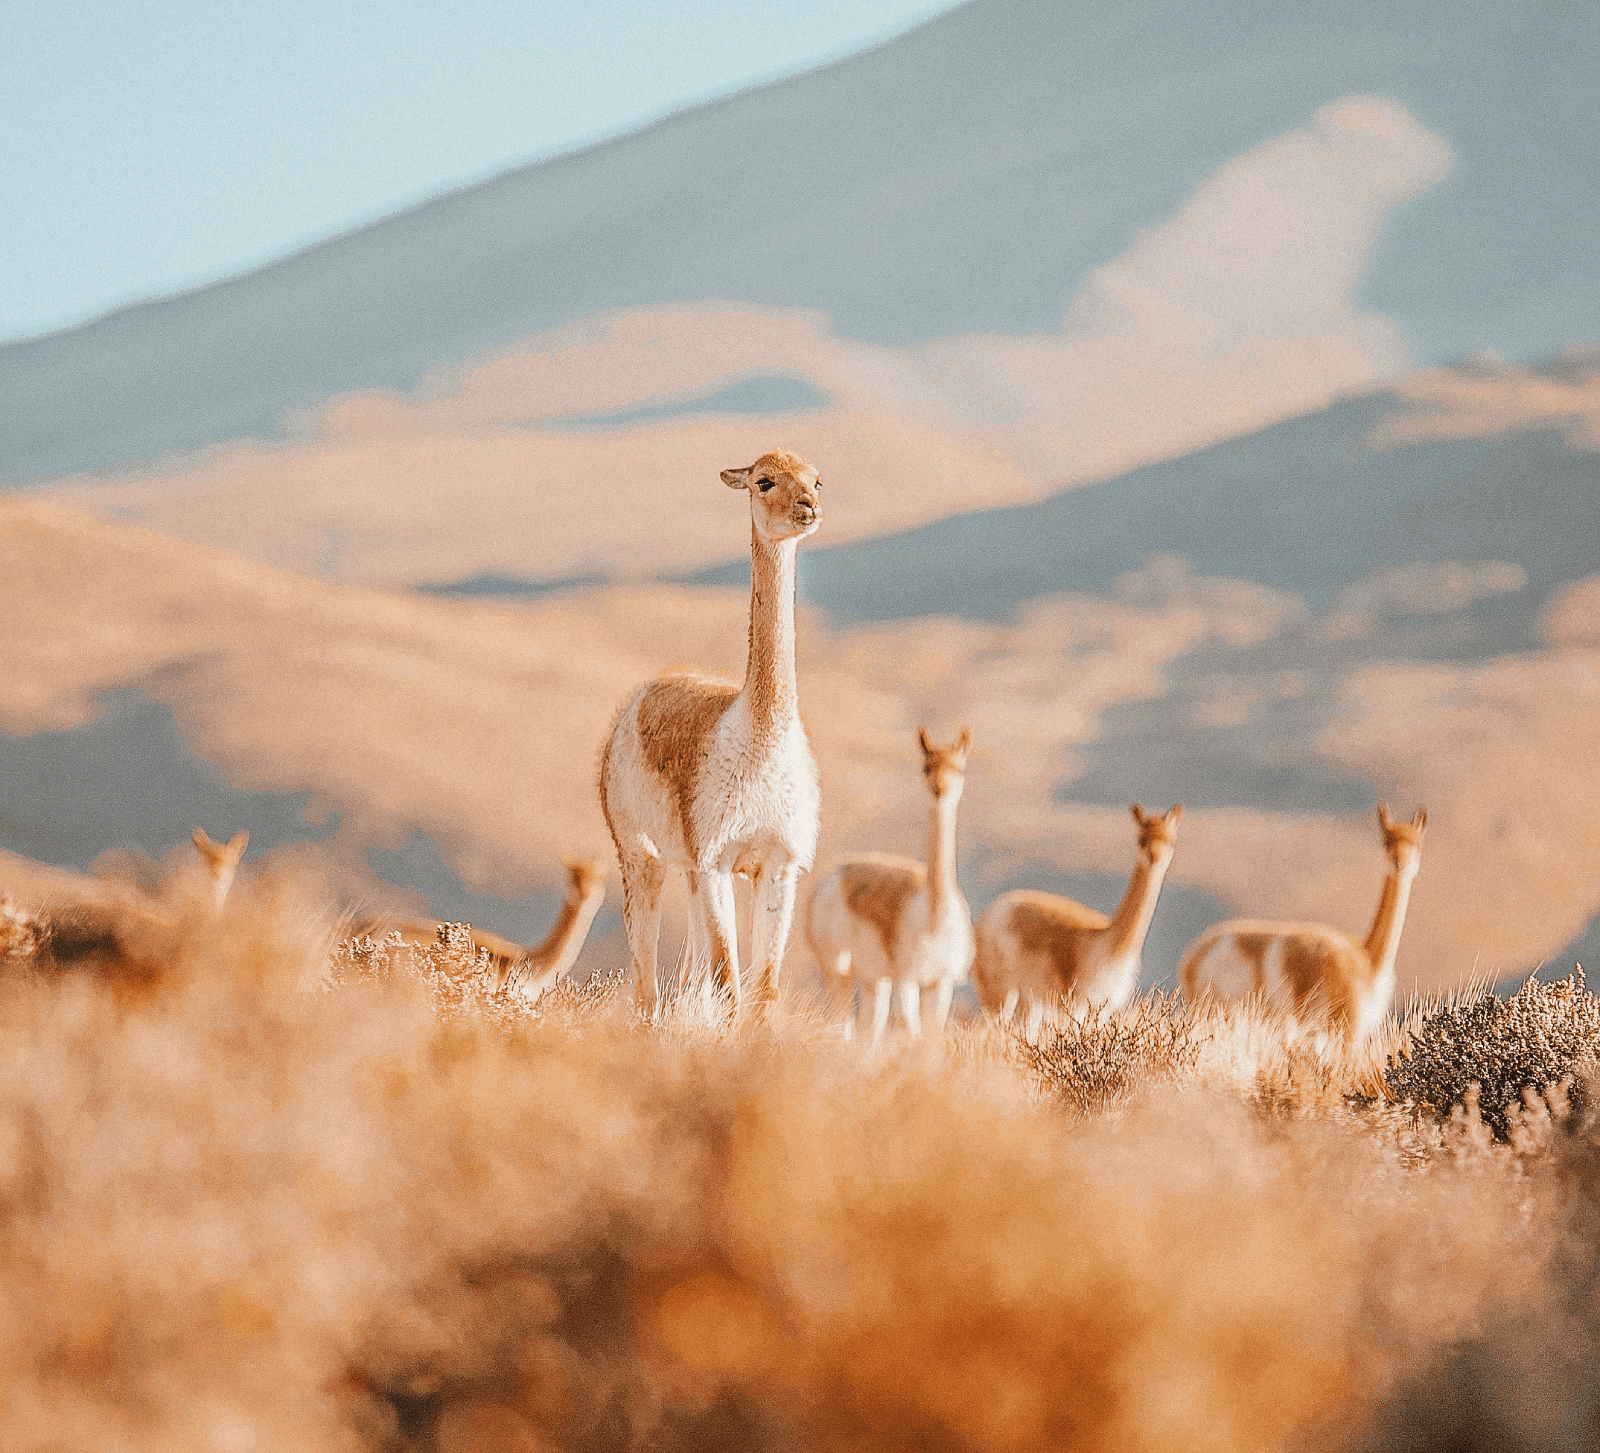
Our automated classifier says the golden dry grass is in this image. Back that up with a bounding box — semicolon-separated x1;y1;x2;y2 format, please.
0;879;1597;1452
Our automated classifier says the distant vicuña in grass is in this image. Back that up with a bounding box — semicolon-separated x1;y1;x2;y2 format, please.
1180;802;1427;1042
347;851;606;999
808;727;975;1048
974;803;1183;1038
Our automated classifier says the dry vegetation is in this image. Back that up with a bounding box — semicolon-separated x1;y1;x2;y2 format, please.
1;880;1599;1452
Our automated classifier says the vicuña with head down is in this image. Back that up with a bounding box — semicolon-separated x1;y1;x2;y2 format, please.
1178;802;1427;1042
600;450;822;1017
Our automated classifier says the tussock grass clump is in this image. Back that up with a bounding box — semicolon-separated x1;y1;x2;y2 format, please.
1385;967;1600;1141
328;923;622;1030
1016;991;1200;1113
0;897;43;961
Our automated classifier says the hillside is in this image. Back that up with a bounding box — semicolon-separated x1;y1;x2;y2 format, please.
3;0;1597;480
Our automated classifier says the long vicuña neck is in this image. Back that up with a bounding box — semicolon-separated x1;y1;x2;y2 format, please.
743;528;800;738
1104;852;1169;960
1364;866;1416;979
926;793;961;920
528;890;603;975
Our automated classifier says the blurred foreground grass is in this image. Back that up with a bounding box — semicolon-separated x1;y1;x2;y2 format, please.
1;876;1597;1452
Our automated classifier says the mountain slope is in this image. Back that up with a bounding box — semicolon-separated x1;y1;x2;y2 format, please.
3;0;1596;480
778;385;1600;628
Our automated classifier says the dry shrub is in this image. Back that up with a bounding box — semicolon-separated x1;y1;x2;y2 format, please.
328;923;624;1033
0;884;1597;1451
1385;967;1600;1141
1015;991;1200;1114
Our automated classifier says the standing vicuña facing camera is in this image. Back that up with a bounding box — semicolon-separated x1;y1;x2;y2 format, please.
599;451;823;1019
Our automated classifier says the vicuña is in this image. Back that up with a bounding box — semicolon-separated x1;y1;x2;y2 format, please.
349;852;607;998
807;728;975;1048
974;803;1183;1038
1178;803;1427;1041
600;451;822;1016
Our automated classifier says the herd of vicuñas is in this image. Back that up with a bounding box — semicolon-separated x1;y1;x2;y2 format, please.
3;449;1429;1047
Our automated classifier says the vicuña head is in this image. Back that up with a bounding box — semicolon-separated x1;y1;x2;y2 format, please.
974;801;1183;1039
190;828;248;916
1377;800;1427;879
601;451;823;1020
720;450;821;544
808;725;976;1049
1130;801;1182;868
1178;801;1427;1043
919;726;970;803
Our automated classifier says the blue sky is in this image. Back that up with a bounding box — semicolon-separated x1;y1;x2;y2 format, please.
0;0;961;342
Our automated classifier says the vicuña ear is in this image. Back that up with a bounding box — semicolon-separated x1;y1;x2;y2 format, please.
955;727;972;757
1166;804;1184;824
1377;801;1394;831
227;830;248;854
1413;806;1428;832
721;466;752;489
917;726;934;757
192;828;214;852
1129;803;1148;826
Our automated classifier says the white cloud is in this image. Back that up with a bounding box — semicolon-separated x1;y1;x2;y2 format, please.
1058;98;1452;369
41;99;1455;587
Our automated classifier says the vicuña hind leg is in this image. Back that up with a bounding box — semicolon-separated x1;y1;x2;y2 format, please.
619;852;664;1017
822;959;857;1039
930;976;957;1032
680;869;710;1001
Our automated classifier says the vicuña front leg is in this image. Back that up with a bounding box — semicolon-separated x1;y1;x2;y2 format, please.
680;868;710;1002
898;980;923;1040
748;854;799;1014
822;960;858;1039
868;978;894;1052
700;867;742;1014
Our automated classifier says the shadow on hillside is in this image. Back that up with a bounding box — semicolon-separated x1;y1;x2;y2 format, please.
0;689;332;871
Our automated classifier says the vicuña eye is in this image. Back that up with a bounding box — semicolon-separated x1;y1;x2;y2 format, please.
757;478;774;492
814;479;822;488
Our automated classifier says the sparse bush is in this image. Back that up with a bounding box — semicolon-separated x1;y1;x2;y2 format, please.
1015;991;1200;1113
1384;967;1600;1141
328;922;623;1031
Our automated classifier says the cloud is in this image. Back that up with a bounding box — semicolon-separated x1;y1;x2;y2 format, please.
38;98;1452;589
1543;574;1600;648
1319;560;1528;641
1061;98;1452;367
1367;348;1600;452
